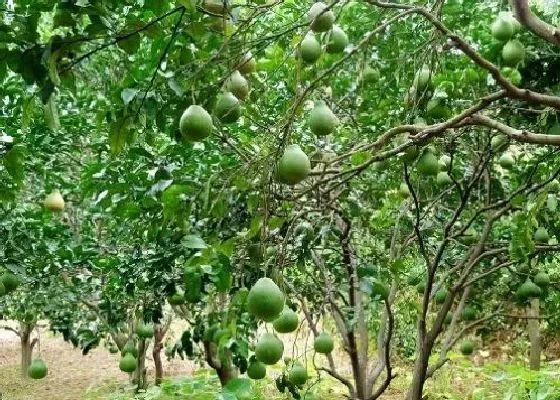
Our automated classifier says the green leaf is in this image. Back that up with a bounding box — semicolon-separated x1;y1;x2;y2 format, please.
109;117;132;154
183;235;207;249
121;88;138;105
3;144;25;187
43;95;60;132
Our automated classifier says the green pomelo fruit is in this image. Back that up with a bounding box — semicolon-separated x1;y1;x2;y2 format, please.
247;360;266;380
444;312;453;325
224;70;250;101
247;277;285;321
516;280;541;301
121;341;138;358
28;358;48;379
426;99;451;120
314;332;334;354
301;33;322;63
498;11;521;33
491;18;514;41
215;92;241;123
398;182;410;198
498;153;514;169
413;66;432;92
136;323;154;339
273;308;299;333
460;340;474;355
534;272;550;287
309;100;338;136
547;194;557;212
0;272;19;293
362;66;380;83
289;363;308;386
436;171;452;185
277;144;311;185
417;151;439;176
308;2;335;32
108;345;119;354
255;333;284;365
416;281;426;294
534;227;549;244
326;25;348;53
237;51;256;74
461;307;476;321
434;289;447;304
502;40;525;66
501;67;522;85
119;353;137;373
491;134;508;151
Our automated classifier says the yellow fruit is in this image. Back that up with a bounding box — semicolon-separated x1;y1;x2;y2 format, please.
44;190;65;212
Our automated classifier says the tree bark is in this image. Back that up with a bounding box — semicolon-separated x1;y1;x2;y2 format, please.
527;298;541;371
153;324;167;386
135;338;148;391
203;340;238;387
408;345;430;400
19;322;35;376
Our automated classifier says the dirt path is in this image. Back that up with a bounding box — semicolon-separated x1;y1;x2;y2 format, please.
0;323;194;400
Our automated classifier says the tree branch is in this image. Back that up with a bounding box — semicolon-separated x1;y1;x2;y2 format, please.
510;0;560;47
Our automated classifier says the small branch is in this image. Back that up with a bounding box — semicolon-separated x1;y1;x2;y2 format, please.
510;0;560;47
0;325;20;336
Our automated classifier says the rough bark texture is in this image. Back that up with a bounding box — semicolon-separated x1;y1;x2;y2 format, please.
153;322;170;386
135;338;148;390
19;322;35;376
203;340;238;387
527;298;541;371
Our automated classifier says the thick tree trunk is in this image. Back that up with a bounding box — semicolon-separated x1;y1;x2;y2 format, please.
135;338;148;390
203;340;238;387
153;326;165;386
19;322;35;376
408;346;430;400
527;298;541;371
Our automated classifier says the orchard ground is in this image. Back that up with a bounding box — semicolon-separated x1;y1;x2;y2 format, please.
1;322;560;399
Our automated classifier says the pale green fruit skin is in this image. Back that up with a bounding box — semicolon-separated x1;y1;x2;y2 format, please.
224;70;249;100
501;67;522;85
498;11;521;33
247;360;266;379
44;190;65;212
417;151;439;176
247;277;285;321
491;134;508;151
277;145;311;185
168;292;185;305
273;308;299;333
434;289;447;304
301;34;322;63
436;171;452;185
136;323;154;339
498;153;514;169
461;307;476;321
308;2;335;33
314;332;334;354
534;227;549;243
215;92;241;123
413;66;432;92
517;280;541;301
309;101;338;136
289;364;308;386
398;182;410;198
121;341;138;358
119;353;137;373
28;359;48;379
326;25;348;53
491;18;513;41
439;155;451;170
547;194;557;212
255;333;284;365
534;272;550;287
237;51;256;74
502;40;525;66
180;105;213;141
362;66;380;83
